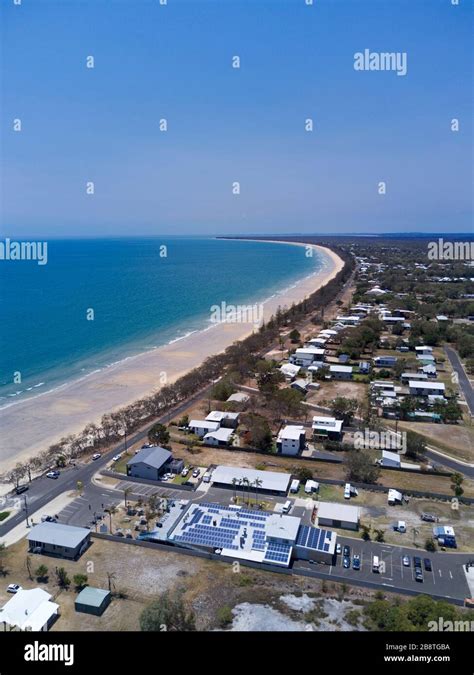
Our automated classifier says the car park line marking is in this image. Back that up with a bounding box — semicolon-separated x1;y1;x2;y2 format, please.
449;571;453;579
431;569;436;585
438;569;442;577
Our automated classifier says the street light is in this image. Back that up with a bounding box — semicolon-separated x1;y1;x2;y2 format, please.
23;494;30;528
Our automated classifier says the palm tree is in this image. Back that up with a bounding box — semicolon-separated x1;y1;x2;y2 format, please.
231;478;238;502
107;505;117;534
254;478;263;506
124;487;132;511
242;477;249;506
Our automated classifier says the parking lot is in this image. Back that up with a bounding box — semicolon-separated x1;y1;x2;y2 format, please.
295;537;472;604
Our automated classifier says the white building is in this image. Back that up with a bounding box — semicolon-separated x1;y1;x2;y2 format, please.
290;347;326;367
205;411;240;428
415;346;433;355
312;416;343;440
188;419;220;438
408;381;445;397
317;502;360;531
203;427;234;447
277;425;306;455
279;363;300;379
0;588;59;632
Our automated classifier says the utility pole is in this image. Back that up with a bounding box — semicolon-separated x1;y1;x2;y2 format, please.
23;494;30;528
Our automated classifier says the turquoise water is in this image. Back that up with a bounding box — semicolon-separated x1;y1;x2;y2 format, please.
0;237;326;406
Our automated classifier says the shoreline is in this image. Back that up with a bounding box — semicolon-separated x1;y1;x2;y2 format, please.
0;241;344;475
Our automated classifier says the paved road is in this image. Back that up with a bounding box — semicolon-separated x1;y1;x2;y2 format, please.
0;381;216;539
424;448;474;479
445;346;474;415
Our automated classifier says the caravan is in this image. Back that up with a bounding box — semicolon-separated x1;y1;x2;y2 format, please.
372;555;380;573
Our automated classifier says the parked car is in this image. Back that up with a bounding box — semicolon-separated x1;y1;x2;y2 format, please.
112;454;122;462
15;485;29;494
402;555;410;567
41;515;57;523
343;556;351;569
415;568;424;582
420;513;437;523
413;556;422;569
336;543;342;555
181;467;189;477
7;584;22;594
352;555;361;570
46;471;60;479
192;469;200;478
343;545;351;558
91;453;101;461
424;558;432;572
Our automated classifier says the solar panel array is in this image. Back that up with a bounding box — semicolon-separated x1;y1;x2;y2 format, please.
296;525;333;552
263;541;292;565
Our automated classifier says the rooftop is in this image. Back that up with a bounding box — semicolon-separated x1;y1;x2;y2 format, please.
27;522;90;548
210;465;291;493
277;425;306;441
127;445;172;469
75;587;110;608
317;501;360;524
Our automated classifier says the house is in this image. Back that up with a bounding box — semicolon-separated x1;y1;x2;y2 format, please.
359;361;371;374
407;411;442;423
306;337;327;347
374;356;398;368
371;380;396;394
27;522;90;560
0;588;59;632
420;363;437;377
408;381;445;397
279;363;300;380
205;411;240;428
416;354;436;363
127;446;183;481
277;425;306;455
290;347;326;367
290;378;308;395
226;392;249;404
382;316;406;325
400;372;427;385
75;587;111;617
338;354;350;364
436;315;449;323
203;427;234;447
329;365;353;380
415;346;433;356
366;287;387;295
188;419;220;438
317;501;360;531
335;315;361;326
312;416;343;441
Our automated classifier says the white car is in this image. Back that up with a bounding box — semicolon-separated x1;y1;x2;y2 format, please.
7;584;22;594
91;453;101;461
181;467;189;477
112;454;121;462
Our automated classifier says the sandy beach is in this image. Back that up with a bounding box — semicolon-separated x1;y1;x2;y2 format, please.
0;242;344;475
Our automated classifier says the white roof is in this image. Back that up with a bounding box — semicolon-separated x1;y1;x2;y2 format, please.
291;378;308;389
295;347;325;355
312;416;343;432
204;427;234;442
415;345;433;351
277;425;306;441
210;465;291;492
416;354;435;361
205;411;239;422
388;489;403;501
382;450;401;464
317;501;360;524
27;521;90;548
0;589;59;632
319;329;338;336
266;514;300;542
227;392;249;403
280;363;300;376
329;365;353;373
408;381;445;390
189;419;220;431
306;338;327;345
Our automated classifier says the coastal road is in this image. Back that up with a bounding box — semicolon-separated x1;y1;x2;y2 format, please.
0;380;217;539
445;346;474;415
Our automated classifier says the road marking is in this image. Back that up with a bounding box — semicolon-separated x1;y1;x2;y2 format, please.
439;569;442;577
449;571;453;579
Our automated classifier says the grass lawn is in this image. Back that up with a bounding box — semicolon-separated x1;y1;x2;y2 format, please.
0;511;10;522
111;453;133;475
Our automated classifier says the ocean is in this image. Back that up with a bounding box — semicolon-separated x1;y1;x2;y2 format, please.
0;237;327;407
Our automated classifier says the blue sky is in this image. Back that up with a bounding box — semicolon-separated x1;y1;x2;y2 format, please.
1;0;472;237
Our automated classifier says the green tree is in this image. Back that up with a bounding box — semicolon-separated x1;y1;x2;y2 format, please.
73;573;88;590
140;590;196;632
55;567;71;589
35;564;49;582
148;423;170;446
346;450;380;484
289;329;301;343
425;538;436;552
329;397;358;425
405;431;427;460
